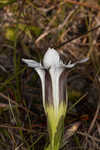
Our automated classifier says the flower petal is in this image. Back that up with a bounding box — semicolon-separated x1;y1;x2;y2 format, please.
35;68;46;109
64;57;89;68
22;58;46;110
22;58;42;68
49;67;65;115
77;57;89;63
43;48;63;68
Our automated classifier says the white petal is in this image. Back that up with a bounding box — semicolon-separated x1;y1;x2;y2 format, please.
64;57;89;68
64;63;76;68
43;48;62;68
22;58;42;68
22;58;46;109
77;57;89;63
35;68;46;109
49;67;64;115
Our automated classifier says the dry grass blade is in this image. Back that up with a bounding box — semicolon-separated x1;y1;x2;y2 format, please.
64;121;81;139
88;100;100;133
0;64;7;72
15;143;24;150
0;0;100;149
61;121;81;148
0;103;9;108
35;4;79;45
77;131;100;143
0;92;37;117
0;124;36;133
64;0;100;11
96;121;100;136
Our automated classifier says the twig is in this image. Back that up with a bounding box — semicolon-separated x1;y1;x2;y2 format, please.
55;25;100;49
77;131;100;143
0;124;35;133
88;100;100;133
35;6;78;44
0;92;38;117
64;0;100;11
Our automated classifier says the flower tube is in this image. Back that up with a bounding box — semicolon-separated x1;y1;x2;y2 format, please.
22;48;88;150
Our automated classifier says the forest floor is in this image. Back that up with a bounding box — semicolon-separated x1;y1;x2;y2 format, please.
0;0;100;150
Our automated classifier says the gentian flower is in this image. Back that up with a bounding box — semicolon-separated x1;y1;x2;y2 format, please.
22;48;88;150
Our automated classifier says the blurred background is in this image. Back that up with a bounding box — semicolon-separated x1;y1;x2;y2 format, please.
0;0;100;149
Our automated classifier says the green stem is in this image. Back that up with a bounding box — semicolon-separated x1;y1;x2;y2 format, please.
44;104;66;150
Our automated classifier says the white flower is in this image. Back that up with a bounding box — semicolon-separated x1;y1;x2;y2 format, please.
22;48;88;150
22;48;88;115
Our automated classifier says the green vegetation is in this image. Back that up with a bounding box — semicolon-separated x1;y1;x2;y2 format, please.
0;0;100;149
